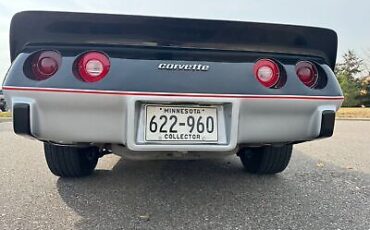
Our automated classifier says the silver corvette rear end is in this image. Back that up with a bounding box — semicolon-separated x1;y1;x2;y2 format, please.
3;11;343;177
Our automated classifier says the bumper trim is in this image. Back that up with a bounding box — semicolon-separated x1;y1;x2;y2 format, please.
4;88;342;147
2;86;344;101
13;103;32;136
319;110;336;137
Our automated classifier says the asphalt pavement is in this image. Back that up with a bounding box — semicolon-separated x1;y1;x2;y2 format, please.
0;120;369;229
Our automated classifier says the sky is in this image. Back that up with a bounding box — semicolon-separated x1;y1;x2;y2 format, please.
1;0;369;84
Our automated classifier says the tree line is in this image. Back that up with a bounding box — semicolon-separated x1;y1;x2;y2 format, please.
335;50;370;107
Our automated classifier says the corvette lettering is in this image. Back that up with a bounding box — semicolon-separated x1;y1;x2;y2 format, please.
158;63;210;71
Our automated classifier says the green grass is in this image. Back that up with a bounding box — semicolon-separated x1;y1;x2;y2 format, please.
0;112;11;118
337;108;370;119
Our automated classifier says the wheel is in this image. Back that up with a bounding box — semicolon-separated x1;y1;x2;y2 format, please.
44;143;99;177
0;100;6;112
238;145;292;174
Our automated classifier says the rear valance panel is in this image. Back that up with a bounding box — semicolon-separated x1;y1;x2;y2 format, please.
10;11;337;69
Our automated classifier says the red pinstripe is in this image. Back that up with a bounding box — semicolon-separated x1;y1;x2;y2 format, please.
2;86;344;101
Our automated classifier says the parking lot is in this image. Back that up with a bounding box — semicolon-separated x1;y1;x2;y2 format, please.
0;120;369;229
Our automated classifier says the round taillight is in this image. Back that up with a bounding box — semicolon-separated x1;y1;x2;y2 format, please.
296;61;318;88
31;51;61;80
254;59;280;88
77;52;110;82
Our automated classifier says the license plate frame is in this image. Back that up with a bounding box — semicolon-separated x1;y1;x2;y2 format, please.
144;104;218;144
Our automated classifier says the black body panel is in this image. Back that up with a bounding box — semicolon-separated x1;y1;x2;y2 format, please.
4;48;343;96
10;11;337;69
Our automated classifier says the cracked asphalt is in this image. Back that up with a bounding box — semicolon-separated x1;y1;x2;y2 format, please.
0;120;369;229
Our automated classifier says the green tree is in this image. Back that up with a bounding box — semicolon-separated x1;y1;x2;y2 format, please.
335;50;363;107
364;48;370;71
358;75;370;106
335;50;363;77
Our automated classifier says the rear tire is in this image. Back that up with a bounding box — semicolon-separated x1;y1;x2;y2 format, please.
238;145;292;174
44;143;99;177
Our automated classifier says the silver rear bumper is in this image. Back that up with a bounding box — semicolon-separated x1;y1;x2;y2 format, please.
4;87;343;152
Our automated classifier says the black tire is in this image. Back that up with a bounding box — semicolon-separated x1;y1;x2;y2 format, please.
0;100;6;112
238;145;292;174
44;143;99;177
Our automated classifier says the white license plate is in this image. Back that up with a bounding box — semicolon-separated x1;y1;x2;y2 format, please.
145;105;218;143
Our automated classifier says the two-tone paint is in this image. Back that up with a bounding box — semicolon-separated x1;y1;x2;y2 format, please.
2;11;343;158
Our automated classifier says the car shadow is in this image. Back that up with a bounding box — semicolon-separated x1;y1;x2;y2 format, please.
56;150;370;229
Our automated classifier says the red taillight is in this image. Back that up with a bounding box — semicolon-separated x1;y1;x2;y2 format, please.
296;61;318;88
76;52;110;82
254;59;280;88
31;51;61;80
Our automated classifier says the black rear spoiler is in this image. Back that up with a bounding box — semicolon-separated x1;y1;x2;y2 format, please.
10;11;338;70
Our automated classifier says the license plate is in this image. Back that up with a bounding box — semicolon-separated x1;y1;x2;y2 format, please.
145;105;218;143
